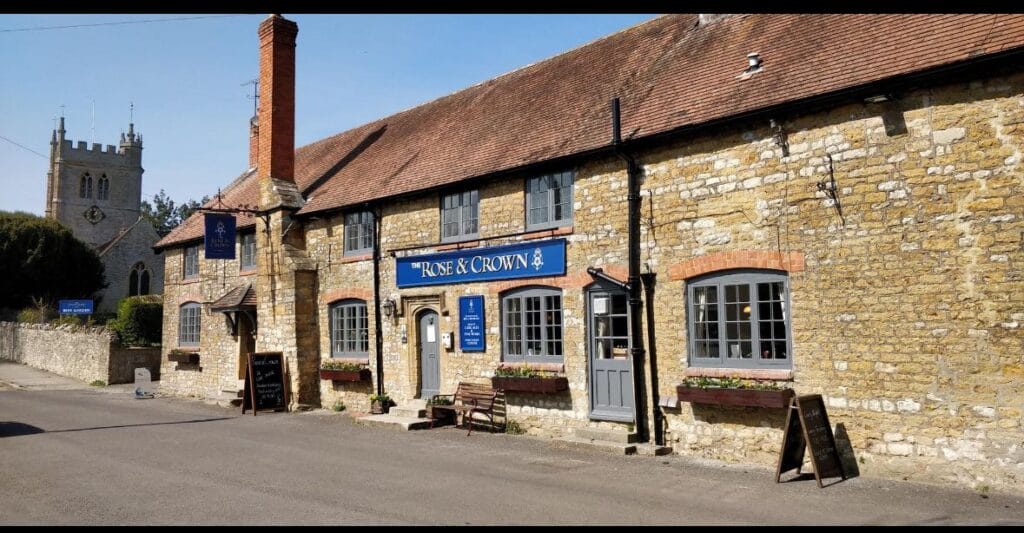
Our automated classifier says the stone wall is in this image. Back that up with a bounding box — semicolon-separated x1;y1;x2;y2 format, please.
642;71;1024;493
159;235;256;400
0;321;160;384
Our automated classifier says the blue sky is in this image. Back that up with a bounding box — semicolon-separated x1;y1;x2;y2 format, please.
0;14;655;215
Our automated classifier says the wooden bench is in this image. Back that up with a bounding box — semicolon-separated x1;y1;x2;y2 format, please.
429;382;498;435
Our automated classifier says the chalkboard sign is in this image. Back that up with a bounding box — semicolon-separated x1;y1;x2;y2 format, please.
776;394;845;488
242;352;287;415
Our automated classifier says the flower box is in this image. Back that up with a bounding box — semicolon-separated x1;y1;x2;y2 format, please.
676;385;794;408
168;351;199;364
492;376;568;394
319;368;371;382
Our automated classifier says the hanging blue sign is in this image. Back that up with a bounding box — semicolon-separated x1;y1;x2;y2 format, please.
396;239;566;288
59;299;93;315
459;295;486;352
204;213;236;259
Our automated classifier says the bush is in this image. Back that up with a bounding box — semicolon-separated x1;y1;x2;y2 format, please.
332;400;346;412
16;307;46;324
51;315;82;327
109;295;163;347
505;420;525;435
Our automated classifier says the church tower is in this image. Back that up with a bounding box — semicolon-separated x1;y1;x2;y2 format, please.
45;117;144;248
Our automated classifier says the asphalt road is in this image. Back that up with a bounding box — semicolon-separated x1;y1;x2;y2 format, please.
2;373;1023;525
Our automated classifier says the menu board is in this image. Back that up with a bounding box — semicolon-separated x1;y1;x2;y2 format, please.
242;352;287;415
776;394;845;488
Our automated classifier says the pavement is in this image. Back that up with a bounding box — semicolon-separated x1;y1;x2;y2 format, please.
1;360;1023;525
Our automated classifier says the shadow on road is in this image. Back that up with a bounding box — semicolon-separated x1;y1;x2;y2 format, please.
0;417;234;437
0;421;45;437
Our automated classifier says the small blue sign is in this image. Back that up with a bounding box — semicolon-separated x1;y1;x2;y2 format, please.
59;299;93;315
204;213;236;259
396;238;566;288
459;295;486;352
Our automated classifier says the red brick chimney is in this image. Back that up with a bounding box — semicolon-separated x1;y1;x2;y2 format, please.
257;14;297;184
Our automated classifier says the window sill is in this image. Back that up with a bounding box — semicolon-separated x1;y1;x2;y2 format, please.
239;269;256;276
338;253;372;264
521;225;573;241
180;277;201;285
684;367;793;381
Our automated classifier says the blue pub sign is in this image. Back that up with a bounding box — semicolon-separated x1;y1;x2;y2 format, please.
459;295;486;352
396;239;566;288
204;213;236;259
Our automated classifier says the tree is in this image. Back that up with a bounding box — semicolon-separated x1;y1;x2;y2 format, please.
0;211;107;312
141;189;210;236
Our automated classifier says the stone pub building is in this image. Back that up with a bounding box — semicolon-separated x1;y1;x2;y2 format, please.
155;14;1024;494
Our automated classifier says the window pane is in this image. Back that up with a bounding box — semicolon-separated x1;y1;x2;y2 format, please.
524;296;542;357
504;298;522;358
545;295;562;356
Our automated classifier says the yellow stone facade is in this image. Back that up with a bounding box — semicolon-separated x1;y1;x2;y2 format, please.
161;70;1023;494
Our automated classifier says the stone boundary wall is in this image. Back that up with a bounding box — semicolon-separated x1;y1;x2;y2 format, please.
0;321;160;384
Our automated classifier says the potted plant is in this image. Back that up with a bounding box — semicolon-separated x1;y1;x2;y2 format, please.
676;376;794;408
369;393;391;415
425;395;455;425
491;366;569;394
319;359;371;382
167;348;199;364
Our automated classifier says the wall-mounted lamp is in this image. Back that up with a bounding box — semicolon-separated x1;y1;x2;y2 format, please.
381;298;396;319
863;94;892;104
769;118;789;157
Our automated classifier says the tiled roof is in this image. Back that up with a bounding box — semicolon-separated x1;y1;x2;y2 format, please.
155;14;1024;250
210;283;256;311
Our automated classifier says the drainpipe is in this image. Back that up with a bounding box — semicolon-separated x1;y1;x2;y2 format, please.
372;206;384;396
611;97;649;444
641;271;664;446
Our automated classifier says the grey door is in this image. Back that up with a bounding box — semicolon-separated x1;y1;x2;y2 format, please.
588;285;634;422
419;310;440;399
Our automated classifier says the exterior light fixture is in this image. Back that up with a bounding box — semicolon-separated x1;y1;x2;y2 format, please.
381;298;396;318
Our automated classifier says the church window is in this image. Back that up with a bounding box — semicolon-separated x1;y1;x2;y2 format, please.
80;173;92;198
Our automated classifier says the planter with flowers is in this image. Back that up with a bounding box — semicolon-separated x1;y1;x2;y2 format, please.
319;360;371;382
676;376;794;408
491;366;568;394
